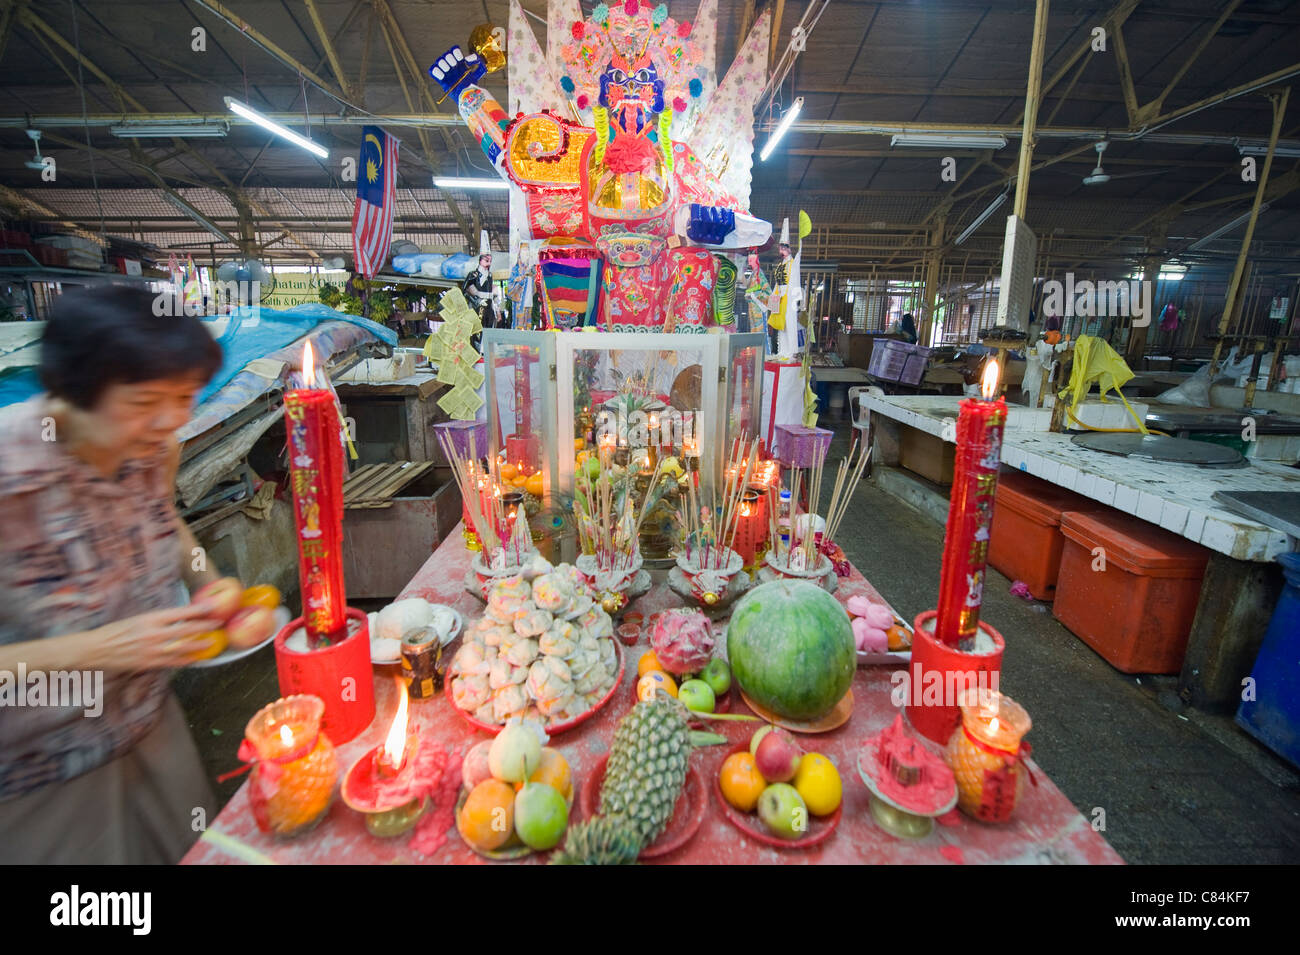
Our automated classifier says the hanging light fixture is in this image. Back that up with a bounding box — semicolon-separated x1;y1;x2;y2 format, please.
760;97;804;162
224;97;328;158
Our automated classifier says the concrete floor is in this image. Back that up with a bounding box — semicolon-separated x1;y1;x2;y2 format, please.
174;416;1300;865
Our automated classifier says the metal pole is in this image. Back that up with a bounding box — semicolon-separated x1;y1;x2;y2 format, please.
1013;0;1051;220
1210;85;1290;375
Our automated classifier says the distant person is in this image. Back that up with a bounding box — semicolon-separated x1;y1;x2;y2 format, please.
899;313;918;344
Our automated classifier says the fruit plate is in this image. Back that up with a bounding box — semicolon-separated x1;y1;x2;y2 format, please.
454;784;576;861
579;754;707;860
447;639;625;737
855;616;913;667
738;688;854;734
187;607;292;669
713;744;842;849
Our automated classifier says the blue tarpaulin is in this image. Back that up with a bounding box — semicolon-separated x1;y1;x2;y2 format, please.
198;303;397;404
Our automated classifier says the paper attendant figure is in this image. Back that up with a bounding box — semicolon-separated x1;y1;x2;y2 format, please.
462;230;500;330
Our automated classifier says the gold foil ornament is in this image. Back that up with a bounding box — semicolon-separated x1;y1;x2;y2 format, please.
469;23;507;73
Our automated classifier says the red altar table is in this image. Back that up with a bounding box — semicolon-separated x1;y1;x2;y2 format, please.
182;528;1122;865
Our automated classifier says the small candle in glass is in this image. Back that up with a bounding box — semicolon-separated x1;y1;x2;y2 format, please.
242;696;337;838
946;690;1032;823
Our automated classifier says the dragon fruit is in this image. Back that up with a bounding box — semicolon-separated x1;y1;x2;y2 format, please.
650;609;715;676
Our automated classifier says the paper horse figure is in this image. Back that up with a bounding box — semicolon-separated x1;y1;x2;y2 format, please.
430;0;773;332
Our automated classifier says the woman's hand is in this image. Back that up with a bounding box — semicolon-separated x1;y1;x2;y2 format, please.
82;603;227;671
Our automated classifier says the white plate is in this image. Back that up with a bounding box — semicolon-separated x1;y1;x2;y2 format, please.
371;605;463;665
187;606;292;669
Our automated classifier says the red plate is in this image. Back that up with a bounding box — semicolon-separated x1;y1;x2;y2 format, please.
579;754;707;860
447;640;625;737
712;744;842;849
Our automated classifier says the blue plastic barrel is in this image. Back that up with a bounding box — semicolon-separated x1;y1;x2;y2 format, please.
1237;551;1300;769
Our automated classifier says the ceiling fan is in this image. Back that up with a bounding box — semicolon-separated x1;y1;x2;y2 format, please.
1082;140;1172;186
23;130;47;171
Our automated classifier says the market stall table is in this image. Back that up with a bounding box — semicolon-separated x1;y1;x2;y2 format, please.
183;528;1122;865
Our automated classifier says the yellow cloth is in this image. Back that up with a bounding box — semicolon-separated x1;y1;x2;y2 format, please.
1062;335;1148;433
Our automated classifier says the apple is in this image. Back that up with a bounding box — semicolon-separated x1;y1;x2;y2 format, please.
755;729;803;783
700;658;731;696
513;782;568;851
749;723;776;756
678;679;716;713
226;605;275;649
757;783;808;840
584;456;602;481
193;577;243;620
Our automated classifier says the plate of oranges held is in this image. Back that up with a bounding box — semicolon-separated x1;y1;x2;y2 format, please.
184;579;290;668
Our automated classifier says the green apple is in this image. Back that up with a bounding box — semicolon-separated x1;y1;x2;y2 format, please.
757;783;808;840
514;782;568;850
700;658;731;696
584;456;602;481
678;679;716;713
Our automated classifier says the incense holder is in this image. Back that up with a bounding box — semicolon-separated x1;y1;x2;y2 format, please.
574;552;643;615
758;550;839;594
671;548;750;610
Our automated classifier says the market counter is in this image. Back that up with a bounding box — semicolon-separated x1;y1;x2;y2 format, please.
183;529;1122;865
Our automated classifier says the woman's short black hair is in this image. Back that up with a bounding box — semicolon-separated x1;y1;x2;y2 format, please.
39;285;224;409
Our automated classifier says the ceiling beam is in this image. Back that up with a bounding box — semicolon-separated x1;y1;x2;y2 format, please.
303;0;358;103
1135;0;1244;126
184;0;344;102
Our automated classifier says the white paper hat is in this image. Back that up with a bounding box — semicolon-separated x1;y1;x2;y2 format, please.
479;230;490;258
779;218;790;245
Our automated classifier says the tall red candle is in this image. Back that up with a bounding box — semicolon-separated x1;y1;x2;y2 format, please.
285;342;347;647
935;362;1006;648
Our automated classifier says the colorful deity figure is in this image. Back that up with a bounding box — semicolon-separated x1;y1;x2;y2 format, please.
430;0;773;332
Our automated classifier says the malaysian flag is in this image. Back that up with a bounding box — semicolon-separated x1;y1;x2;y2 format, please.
352;126;399;278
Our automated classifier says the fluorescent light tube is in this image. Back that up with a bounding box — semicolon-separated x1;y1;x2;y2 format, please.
110;122;228;138
433;177;510;190
1235;139;1300;158
161;191;236;244
954;191;1008;245
224;97;328;158
1187;204;1269;251
760;97;804;162
891;133;1007;150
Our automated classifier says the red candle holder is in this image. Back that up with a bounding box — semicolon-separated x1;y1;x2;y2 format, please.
905;609;1005;746
274;607;376;745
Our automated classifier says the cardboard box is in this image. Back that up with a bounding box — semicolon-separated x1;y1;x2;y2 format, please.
900;425;955;485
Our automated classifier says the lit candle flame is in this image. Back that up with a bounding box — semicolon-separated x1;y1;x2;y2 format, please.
279;724;294;747
988;716;1000;735
302;341;316;389
980;360;1000;400
382;679;409;771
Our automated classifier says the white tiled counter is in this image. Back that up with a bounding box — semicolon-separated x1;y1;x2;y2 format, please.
865;393;1293;563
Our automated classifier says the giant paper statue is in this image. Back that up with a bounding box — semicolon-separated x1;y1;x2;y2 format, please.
430;0;772;332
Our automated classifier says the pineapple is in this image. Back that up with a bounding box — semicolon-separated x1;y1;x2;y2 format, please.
550;698;696;865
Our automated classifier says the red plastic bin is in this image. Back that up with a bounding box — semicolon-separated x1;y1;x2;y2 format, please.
1053;510;1209;674
988;469;1105;600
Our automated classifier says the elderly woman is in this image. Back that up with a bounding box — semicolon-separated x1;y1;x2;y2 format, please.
0;286;255;863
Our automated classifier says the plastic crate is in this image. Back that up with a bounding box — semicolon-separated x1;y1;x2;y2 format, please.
868;339;932;385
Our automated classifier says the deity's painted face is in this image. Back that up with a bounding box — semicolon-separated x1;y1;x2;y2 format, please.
479;254;492;270
779;244;791;259
599;53;665;123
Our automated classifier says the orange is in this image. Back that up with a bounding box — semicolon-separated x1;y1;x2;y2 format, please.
574;437;586;451
719;752;766;812
637;650;665;679
459;779;516;851
886;624;911;651
511;474;527;488
516;747;572;801
500;463;519;481
525;472;545;498
240;584;282;610
792;753;842;816
637;671;676;701
189;629;228;661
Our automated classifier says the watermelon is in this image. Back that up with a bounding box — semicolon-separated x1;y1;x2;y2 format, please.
727;581;855;721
